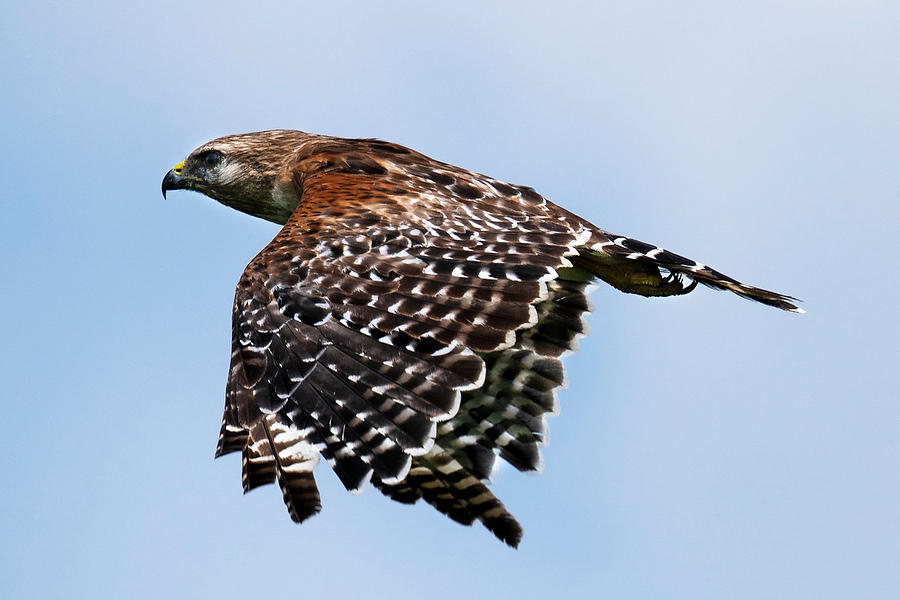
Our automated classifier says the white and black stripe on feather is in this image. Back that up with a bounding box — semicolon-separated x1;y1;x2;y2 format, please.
372;444;523;548
582;233;803;312
215;417;321;523
189;130;803;547
371;277;594;545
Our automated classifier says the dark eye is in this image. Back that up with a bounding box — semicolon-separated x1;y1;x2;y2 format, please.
199;150;224;168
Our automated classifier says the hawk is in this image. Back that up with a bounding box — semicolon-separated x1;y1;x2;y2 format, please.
161;130;801;547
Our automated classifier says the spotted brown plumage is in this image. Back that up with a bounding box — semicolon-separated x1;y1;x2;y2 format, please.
162;130;802;547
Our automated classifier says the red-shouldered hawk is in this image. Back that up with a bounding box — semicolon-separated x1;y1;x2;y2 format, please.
162;130;801;547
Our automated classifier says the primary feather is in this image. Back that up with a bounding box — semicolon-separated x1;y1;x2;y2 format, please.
165;130;801;547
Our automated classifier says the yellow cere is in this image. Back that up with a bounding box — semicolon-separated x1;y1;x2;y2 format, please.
173;161;184;175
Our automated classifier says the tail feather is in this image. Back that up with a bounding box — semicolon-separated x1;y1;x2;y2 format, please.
577;234;803;313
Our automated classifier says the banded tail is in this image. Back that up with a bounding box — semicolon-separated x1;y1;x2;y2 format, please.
568;231;803;313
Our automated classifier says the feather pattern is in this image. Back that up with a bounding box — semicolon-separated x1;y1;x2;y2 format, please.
166;130;801;546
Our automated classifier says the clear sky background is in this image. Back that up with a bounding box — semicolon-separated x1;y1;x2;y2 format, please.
1;2;897;599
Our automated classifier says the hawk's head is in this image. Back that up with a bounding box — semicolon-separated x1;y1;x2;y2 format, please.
162;130;315;224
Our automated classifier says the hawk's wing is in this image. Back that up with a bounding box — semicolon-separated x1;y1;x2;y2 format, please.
213;138;800;546
214;143;600;545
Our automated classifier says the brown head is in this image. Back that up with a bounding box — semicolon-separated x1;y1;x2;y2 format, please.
161;130;320;224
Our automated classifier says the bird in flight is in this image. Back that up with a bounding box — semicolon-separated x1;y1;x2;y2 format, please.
162;130;801;547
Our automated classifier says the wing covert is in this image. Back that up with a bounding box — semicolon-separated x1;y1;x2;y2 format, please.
168;130;801;546
215;151;594;540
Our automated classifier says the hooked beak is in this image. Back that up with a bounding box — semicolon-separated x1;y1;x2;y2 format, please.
161;161;187;198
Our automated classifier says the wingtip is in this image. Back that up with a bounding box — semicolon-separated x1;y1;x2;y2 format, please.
487;516;523;549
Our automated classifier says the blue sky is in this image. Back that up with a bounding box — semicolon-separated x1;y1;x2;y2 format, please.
1;2;897;598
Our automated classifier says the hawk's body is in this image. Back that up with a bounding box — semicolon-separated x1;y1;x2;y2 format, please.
162;130;800;547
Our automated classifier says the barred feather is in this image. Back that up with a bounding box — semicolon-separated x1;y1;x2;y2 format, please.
373;444;523;548
164;130;801;546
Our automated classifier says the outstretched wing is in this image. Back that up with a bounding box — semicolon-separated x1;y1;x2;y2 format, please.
214;136;801;545
214;140;601;543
